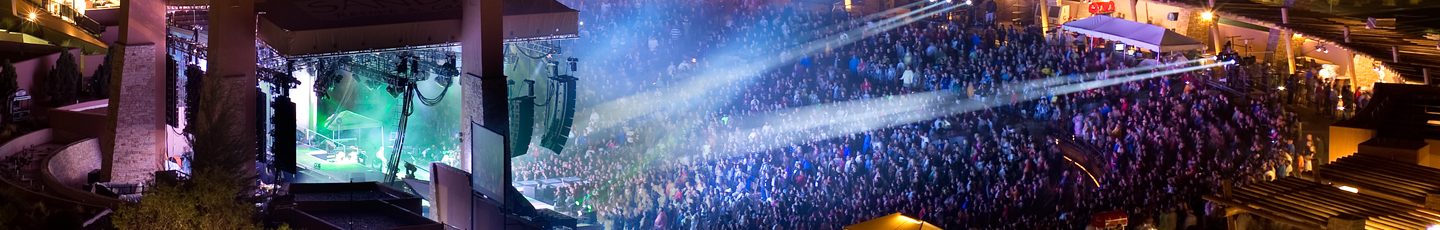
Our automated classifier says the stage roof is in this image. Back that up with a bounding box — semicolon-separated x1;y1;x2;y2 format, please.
257;0;578;57
1062;15;1205;52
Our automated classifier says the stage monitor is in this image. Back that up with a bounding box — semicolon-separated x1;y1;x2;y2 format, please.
470;122;505;203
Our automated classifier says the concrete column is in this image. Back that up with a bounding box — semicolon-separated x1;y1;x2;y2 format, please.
462;0;506;229
103;0;168;184
206;0;258;177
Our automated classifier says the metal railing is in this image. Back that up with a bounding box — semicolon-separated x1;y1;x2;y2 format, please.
19;0;104;34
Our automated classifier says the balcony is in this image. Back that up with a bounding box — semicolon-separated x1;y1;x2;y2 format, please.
0;0;108;58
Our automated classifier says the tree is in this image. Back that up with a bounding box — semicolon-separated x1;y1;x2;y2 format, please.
113;70;261;230
111;169;259;230
47;50;83;106
89;46;116;100
0;59;17;126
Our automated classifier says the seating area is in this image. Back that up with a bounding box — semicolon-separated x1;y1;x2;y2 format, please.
0;144;62;191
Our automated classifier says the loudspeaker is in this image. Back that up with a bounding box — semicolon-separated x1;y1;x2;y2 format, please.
1167;12;1179;21
540;76;578;154
166;57;179;126
272;97;297;173
509;96;535;158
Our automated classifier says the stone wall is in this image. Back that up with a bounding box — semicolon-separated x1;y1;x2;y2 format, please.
110;44;164;184
47;139;102;188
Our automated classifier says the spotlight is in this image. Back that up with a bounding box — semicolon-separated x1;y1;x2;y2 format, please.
1200;11;1214;21
964;0;972;5
26;12;37;22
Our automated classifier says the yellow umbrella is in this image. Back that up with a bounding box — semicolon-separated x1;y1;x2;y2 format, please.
844;213;943;230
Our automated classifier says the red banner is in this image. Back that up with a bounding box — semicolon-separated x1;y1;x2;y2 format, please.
1088;1;1115;14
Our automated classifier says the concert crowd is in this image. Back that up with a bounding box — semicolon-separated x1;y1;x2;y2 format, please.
514;0;1300;229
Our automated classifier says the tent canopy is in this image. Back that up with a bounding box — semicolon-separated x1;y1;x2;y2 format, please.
1062;15;1205;52
845;213;942;230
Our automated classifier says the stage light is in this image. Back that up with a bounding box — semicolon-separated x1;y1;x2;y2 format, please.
26;11;38;22
1200;11;1214;21
1277;86;1286;91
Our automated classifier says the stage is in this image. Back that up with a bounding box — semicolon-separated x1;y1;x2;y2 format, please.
293;146;435;183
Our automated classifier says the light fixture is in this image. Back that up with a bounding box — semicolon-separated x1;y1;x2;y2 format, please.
1426;224;1440;230
1277;86;1286;91
1337;185;1359;193
1200;11;1215;21
26;11;38;22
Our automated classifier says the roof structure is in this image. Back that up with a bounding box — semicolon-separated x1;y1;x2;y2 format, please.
256;0;577;57
1214;2;1440;83
1062;15;1206;52
1208;152;1440;229
1306;154;1440;205
1210;177;1440;229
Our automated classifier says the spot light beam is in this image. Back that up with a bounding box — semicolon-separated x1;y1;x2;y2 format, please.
585;2;966;133
711;60;1231;157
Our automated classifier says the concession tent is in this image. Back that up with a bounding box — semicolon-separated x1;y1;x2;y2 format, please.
1062;15;1205;52
845;213;942;230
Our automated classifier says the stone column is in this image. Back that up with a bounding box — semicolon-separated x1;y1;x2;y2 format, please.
103;0;168;184
205;0;258;177
462;0;506;229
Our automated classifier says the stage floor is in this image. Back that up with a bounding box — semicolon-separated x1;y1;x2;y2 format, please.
293;146;433;183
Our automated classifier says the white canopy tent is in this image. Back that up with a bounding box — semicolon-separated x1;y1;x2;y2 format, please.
1062;15;1206;52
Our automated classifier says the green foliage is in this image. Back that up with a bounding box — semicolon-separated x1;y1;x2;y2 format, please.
114;64;260;230
0;59;17;126
89;46;116;100
111;169;260;230
187;74;251;176
0;189;84;230
46;50;83;106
